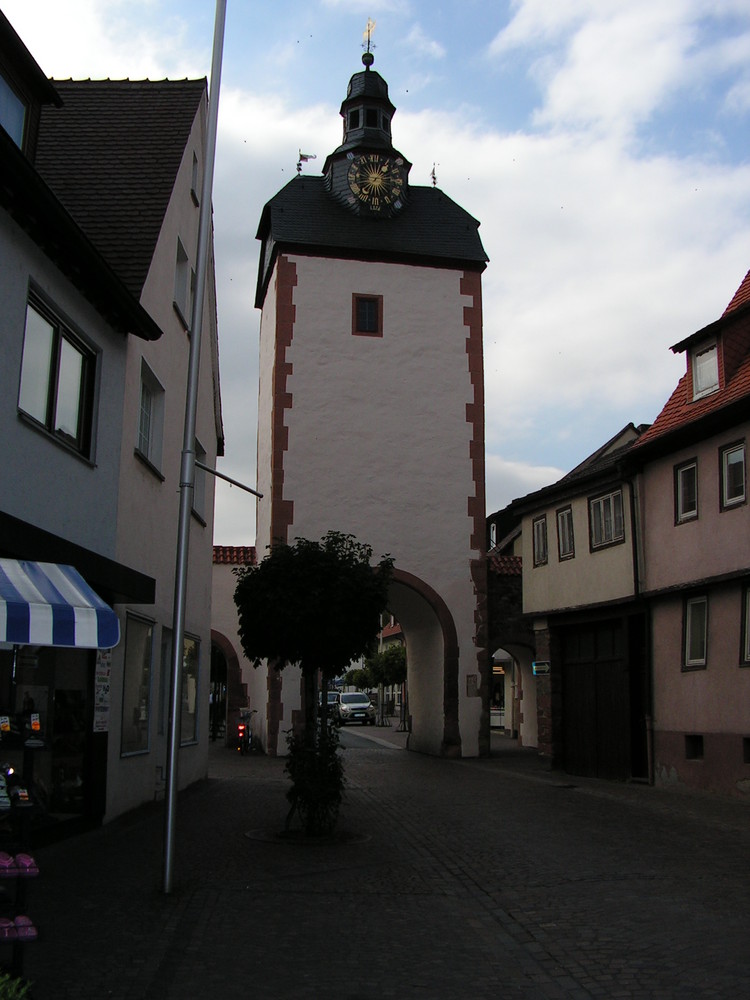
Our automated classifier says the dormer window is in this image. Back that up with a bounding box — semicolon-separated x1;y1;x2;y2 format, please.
692;342;719;400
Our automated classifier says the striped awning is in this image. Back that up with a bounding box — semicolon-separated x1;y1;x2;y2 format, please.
0;559;120;649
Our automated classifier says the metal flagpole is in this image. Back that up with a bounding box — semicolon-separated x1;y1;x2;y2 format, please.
163;0;227;895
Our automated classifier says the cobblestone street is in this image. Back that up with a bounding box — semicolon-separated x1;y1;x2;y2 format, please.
22;732;750;998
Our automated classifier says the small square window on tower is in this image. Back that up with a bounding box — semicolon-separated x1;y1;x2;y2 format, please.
352;294;383;337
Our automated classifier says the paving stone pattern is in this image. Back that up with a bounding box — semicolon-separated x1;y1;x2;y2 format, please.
20;733;750;999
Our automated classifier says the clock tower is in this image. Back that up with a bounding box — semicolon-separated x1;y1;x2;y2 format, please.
323;51;409;217
252;52;489;759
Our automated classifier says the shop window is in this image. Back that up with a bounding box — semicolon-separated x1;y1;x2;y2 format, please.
121;616;154;755
181;635;200;745
18;296;96;458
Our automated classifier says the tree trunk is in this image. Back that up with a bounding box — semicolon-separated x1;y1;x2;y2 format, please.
303;666;317;749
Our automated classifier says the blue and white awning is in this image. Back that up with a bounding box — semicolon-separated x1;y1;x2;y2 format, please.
0;559;120;649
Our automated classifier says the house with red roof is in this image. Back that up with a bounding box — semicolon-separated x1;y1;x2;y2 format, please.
629;269;750;796
488;269;750;798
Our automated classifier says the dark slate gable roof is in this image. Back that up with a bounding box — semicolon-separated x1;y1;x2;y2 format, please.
35;79;206;299
255;175;488;307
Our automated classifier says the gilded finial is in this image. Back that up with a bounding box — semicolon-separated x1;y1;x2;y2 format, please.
362;18;376;67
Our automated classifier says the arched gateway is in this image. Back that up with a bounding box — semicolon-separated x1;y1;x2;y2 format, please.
250;51;490;757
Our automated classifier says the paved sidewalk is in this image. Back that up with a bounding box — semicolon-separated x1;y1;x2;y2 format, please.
18;731;750;999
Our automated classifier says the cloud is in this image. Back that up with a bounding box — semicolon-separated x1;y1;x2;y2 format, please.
403;24;446;60
486;455;565;514
6;0;750;546
488;1;750;142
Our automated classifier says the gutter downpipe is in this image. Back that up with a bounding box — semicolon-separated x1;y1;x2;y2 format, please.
163;0;226;895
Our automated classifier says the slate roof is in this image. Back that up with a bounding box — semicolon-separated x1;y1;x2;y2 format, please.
255;175;488;307
213;545;257;566
633;270;750;454
35;79;206;299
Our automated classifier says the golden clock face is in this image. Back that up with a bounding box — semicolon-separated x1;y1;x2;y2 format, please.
347;154;404;212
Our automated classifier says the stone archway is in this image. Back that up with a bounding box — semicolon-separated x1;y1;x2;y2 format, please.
388;568;461;758
210;629;246;747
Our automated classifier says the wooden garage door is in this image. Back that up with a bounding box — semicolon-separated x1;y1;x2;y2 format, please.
562;621;630;780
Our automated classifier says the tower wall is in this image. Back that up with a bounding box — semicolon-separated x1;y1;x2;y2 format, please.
256;252;487;756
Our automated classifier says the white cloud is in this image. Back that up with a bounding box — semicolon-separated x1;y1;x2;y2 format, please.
5;0;750;545
403;24;446;61
486;455;565;514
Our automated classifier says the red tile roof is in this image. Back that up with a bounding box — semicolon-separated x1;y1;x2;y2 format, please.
635;270;750;450
489;554;522;576
723;269;750;316
213;545;257;566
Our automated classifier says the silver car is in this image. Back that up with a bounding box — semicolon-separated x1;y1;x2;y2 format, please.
337;692;376;726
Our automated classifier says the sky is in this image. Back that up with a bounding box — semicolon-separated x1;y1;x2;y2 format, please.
5;0;750;545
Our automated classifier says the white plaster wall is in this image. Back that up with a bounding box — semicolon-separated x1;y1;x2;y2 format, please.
0;217;127;555
108;97;220;818
254;271;277;555
522;490;636;614
268;254;483;755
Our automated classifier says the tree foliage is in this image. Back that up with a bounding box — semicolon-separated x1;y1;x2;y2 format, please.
234;531;394;680
367;644;407;688
234;531;393;834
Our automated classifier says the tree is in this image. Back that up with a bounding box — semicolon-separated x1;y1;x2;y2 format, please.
366;643;407;688
233;531;393;833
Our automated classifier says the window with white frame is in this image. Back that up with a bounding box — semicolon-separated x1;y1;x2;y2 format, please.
532;515;548;566
136;360;165;472
720;443;746;509
589;489;624;549
174;238;195;328
18;296;96;457
691;342;719;399
556;506;575;560
121;615;154;755
675;461;698;522
684;596;708;670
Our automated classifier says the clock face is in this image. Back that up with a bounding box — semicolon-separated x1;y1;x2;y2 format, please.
347;154;405;212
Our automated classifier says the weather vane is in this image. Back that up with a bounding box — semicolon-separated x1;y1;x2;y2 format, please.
431;163;438;187
297;150;317;175
362;18;376;67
